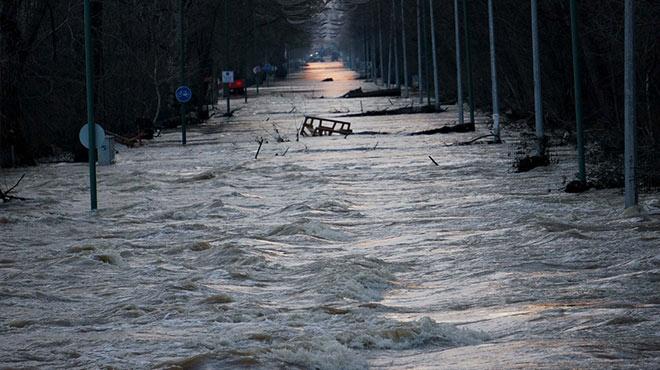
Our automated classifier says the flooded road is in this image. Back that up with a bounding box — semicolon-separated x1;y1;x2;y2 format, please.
1;62;659;369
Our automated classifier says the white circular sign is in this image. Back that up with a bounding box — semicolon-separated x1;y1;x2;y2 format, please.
79;123;106;149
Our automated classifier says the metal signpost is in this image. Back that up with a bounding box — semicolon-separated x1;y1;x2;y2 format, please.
253;66;261;95
223;71;234;115
178;0;187;145
83;0;97;211
175;85;191;144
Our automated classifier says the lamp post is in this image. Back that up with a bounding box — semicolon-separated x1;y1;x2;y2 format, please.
531;0;544;156
462;0;474;125
488;0;500;140
624;0;637;209
570;0;586;183
400;0;409;97
453;0;464;125
429;0;440;110
417;0;424;104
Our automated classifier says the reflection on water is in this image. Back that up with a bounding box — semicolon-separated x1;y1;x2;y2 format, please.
0;63;658;369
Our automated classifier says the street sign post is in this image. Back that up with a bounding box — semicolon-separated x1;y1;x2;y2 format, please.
222;71;234;115
175;86;192;104
253;66;261;95
84;0;97;210
79;123;106;149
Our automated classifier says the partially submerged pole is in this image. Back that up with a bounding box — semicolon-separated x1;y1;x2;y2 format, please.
453;0;464;125
429;0;440;110
417;0;424;104
570;0;586;183
400;0;410;97
84;0;98;210
461;0;475;125
531;0;544;155
487;0;500;140
624;0;638;209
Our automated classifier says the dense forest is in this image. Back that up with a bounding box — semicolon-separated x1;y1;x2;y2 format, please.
1;0;658;186
0;0;324;166
340;0;658;187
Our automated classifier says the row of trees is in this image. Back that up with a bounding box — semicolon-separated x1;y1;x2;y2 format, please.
0;0;324;167
338;0;658;188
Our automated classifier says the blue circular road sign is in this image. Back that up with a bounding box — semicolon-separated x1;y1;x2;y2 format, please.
175;86;192;103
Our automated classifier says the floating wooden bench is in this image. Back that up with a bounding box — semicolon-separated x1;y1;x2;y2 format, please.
300;116;353;137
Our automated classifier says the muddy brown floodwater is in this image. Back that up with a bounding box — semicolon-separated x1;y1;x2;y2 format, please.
1;62;659;369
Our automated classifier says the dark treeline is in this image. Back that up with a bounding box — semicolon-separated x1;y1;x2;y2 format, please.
0;0;323;166
340;0;658;186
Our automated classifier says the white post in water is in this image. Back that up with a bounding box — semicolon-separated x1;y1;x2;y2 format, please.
531;0;544;155
453;0;464;125
429;0;441;110
417;0;424;104
488;0;500;140
624;0;638;209
400;0;410;97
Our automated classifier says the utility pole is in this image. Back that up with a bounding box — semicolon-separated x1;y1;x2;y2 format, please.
531;0;544;156
570;0;586;183
84;0;97;210
624;0;637;209
178;0;186;145
417;0;424;104
488;0;500;141
453;0;464;125
461;0;474;126
429;0;440;110
400;0;409;97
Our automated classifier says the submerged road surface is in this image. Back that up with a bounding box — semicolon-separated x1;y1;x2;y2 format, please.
1;63;659;369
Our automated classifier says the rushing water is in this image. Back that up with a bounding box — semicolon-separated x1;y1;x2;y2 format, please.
1;63;659;369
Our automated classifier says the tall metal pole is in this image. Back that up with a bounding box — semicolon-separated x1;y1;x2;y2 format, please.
570;0;586;183
378;1;385;86
225;0;231;116
400;0;409;97
422;1;431;106
531;0;544;155
178;0;186;145
429;0;440;110
624;0;637;209
84;0;97;210
417;0;424;104
392;0;400;88
387;26;393;88
461;0;474;125
488;0;500;140
453;0;464;125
